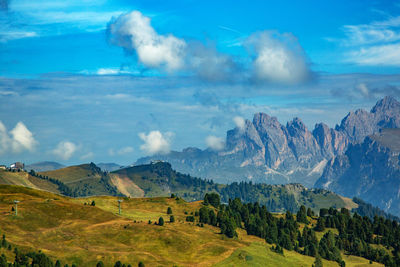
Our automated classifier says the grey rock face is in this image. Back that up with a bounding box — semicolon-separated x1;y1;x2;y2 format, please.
313;123;348;158
315;129;400;215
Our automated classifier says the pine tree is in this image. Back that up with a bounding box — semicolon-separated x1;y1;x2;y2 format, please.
296;205;308;223
96;261;105;267
158;217;164;226
138;262;145;267
313;254;323;267
167;207;172;214
315;217;325;232
170;215;175;223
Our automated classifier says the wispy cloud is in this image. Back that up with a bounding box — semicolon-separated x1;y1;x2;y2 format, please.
108;146;134;156
335;16;400;66
205;135;225;151
80;151;94;160
52;141;78;160
0;31;37;42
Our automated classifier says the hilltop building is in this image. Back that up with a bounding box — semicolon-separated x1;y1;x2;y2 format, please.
10;162;24;170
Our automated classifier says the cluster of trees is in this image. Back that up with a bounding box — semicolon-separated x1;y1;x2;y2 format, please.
110;261;145;267
352;197;399;222
313;207;400;266
0;250;72;267
198;193;400;266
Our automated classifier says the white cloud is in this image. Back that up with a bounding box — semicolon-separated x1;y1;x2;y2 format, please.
138;130;172;155
233;116;245;131
108;146;134;156
10;122;37;153
108;11;186;72
246;31;310;84
80;151;94;160
0;121;37;154
107;11;237;81
205;135;225;151
52;141;78;160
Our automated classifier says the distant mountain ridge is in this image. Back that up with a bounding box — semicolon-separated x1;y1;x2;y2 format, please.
137;96;400;186
96;162;122;172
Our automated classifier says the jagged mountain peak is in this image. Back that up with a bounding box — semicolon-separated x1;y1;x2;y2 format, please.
252;112;281;128
287;117;307;133
371;95;400;114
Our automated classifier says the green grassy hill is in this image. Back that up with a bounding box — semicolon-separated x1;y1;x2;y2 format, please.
40;163;121;197
0;185;383;267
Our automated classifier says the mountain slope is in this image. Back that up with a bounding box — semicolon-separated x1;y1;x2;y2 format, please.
315;128;400;215
25;161;65;172
137;96;400;187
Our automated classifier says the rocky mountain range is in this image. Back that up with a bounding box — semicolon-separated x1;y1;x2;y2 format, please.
137;96;400;187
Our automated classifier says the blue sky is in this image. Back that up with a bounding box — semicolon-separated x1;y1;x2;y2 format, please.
1;0;400;165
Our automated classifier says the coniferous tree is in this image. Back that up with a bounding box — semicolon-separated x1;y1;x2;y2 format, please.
315;217;326;231
138;262;145;267
296;205;308;223
0;254;6;267
96;261;105;267
1;235;6;248
158;217;164;226
313;254;323;267
170;215;175;223
307;208;314;217
167;207;172;214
